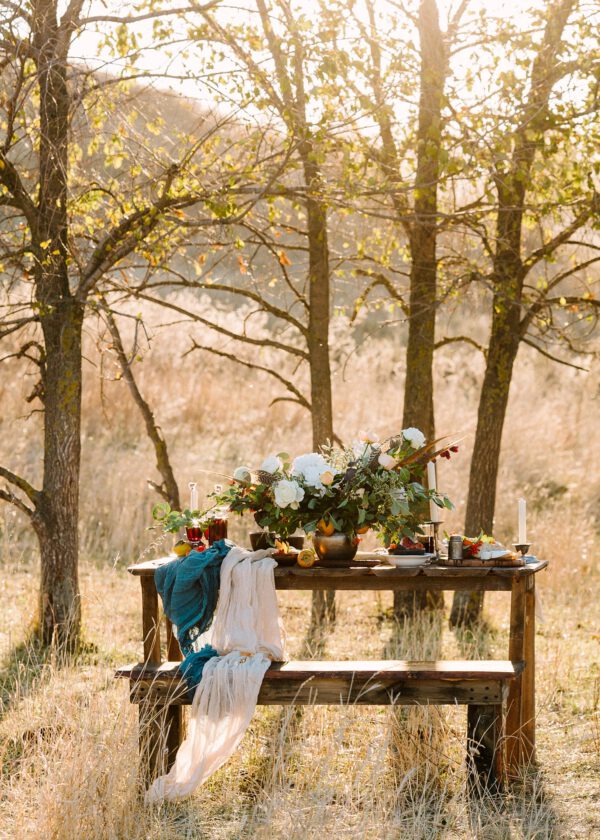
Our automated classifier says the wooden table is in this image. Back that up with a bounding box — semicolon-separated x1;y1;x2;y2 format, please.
126;555;547;780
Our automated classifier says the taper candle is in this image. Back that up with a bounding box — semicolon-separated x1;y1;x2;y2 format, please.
518;497;527;544
189;481;198;511
427;461;441;522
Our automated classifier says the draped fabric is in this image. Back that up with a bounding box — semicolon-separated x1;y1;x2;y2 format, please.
146;545;286;803
154;539;231;691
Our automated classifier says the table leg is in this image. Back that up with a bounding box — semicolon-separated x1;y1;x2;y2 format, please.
521;576;536;765
506;576;526;776
165;617;182;662
140;576;162;665
139;575;163;784
467;703;505;793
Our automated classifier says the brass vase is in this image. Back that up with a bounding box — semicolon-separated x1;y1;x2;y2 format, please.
313;532;358;567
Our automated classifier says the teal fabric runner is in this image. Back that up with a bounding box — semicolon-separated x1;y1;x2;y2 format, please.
154;539;232;692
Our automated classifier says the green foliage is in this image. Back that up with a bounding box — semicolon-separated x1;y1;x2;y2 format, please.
208;432;454;541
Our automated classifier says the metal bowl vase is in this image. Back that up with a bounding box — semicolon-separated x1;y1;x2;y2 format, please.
313;533;358;567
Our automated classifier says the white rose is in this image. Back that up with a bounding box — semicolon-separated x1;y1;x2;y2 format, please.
260;454;282;474
233;466;252;483
273;479;305;509
353;440;380;461
378;452;396;470
402;427;426;449
291;453;334;488
358;429;379;444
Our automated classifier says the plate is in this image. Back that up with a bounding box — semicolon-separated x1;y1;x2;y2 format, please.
382;553;434;568
476;547;511;561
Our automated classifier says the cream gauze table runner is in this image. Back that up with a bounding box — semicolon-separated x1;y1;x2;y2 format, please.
146;546;287;803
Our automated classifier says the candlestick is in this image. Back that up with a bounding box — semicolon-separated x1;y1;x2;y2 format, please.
518;497;527;544
427;461;441;523
189;481;198;512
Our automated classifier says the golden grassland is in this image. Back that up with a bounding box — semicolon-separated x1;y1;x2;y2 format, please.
0;302;599;838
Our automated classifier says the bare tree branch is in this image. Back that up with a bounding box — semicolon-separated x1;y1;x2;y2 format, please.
0;486;35;518
351;269;409;321
77;1;222;27
434;335;487;354
0;150;38;232
99;299;181;509
124;287;308;359
522;193;600;274
144;273;308;337
185;340;311;410
0;465;40;505
522;336;589;371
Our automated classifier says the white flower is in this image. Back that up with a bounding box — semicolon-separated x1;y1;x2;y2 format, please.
378;452;396;470
402;427;426;449
320;470;335;486
233;466;252;483
291;453;334;489
273;479;305;509
358;429;379;444
353;440;380;461
260;454;282;474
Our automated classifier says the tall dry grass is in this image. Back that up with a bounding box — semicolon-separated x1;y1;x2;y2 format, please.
1;297;599;838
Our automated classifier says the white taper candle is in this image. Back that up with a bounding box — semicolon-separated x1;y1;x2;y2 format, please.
518;498;527;544
427;461;441;522
189;482;198;511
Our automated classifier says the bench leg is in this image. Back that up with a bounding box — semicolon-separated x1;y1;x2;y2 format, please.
467;704;505;793
139;700;184;784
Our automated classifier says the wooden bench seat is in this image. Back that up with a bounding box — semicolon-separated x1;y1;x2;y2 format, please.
116;658;522;789
116;659;523;706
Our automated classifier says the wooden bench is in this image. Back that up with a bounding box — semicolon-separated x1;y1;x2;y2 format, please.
118;555;547;791
116;657;523;790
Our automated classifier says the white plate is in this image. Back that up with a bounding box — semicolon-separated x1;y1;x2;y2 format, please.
476;547;511;561
383;553;434;568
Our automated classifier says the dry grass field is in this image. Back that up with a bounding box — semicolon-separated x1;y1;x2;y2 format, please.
1;302;598;838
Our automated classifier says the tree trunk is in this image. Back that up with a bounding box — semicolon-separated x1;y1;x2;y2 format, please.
36;299;84;648
32;2;83;648
401;0;444;443
306;198;333;452
449;0;573;628
395;0;445;618
304;158;336;627
450;291;521;627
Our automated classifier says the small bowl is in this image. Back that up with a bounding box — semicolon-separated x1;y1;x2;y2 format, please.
385;553;432;568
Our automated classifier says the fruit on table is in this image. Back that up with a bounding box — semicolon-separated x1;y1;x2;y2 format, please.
317;518;335;536
297;548;317;568
400;536;425;550
173;540;192;556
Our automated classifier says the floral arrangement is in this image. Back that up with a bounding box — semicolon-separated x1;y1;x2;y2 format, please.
210;429;456;543
151;503;225;535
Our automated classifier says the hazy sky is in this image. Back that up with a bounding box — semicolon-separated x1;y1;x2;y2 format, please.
67;0;572;112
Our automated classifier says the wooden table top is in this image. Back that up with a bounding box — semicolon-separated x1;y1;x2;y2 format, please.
128;554;547;591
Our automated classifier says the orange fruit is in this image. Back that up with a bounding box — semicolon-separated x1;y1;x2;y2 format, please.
173;540;192;556
356;525;370;534
317;518;335;536
297;549;317;568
